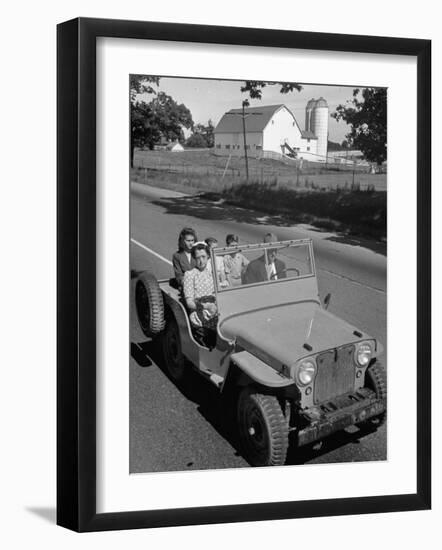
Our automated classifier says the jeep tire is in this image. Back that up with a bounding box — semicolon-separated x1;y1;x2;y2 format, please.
358;360;387;430
162;317;186;383
237;387;289;467
135;271;165;337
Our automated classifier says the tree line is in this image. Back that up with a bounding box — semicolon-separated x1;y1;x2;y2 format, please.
130;76;387;167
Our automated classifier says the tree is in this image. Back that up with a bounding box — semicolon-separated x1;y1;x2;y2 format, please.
328;140;344;151
190;120;215;148
241;81;303;99
149;92;193;142
130;75;160;101
203;119;215;148
186;133;208;148
131;101;162;159
332;88;387;165
185;120;215;148
131;75;159;167
130;80;194;166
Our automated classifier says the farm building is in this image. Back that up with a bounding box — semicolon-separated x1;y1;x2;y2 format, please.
166;141;184;152
214;99;329;162
154;140;185;152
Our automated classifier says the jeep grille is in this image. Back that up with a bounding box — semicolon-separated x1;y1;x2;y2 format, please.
314;345;355;404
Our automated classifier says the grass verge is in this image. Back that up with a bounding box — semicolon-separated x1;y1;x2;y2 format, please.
222;181;386;240
131;168;386;241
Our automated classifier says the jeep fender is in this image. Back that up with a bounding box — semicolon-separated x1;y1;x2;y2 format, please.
161;290;200;364
230;350;295;388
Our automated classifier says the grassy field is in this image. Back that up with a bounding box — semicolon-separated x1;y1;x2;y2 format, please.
133;149;387;191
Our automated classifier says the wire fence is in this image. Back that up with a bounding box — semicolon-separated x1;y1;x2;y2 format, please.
132;149;387;191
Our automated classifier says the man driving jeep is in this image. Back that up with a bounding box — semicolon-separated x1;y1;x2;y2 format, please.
242;233;287;284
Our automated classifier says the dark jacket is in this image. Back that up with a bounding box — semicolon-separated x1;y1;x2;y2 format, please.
172;250;196;286
242;256;287;285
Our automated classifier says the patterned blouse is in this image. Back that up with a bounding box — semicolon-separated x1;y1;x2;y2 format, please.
183;266;215;303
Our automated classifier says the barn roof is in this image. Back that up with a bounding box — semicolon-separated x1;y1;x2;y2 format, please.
300;130;318;139
214;104;289;134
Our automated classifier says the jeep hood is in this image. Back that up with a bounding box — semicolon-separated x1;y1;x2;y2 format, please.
219;301;374;368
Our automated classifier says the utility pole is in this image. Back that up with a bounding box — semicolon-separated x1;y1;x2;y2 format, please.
242;100;249;180
325;130;329;170
225;99;262;182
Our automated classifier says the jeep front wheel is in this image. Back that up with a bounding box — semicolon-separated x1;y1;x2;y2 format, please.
358;360;387;430
237;388;289;467
162;318;186;383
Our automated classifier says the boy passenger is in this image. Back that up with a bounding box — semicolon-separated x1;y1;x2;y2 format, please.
205;237;228;288
223;234;249;287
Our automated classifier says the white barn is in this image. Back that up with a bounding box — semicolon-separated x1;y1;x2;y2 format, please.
214;101;329;162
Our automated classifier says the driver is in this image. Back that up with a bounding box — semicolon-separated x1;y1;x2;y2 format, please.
242;233;287;284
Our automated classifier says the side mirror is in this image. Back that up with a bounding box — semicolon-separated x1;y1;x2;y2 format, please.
324;293;331;310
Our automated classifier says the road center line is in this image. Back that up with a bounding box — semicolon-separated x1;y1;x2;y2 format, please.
131;238;173;266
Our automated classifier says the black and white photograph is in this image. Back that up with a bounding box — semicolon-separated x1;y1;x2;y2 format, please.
0;0;436;543
129;75;387;473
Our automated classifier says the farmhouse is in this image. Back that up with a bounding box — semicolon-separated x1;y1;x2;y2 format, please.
214;99;329;162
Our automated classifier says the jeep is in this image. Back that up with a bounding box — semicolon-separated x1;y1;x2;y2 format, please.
135;238;386;467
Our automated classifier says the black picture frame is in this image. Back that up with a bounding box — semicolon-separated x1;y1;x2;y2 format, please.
57;17;431;532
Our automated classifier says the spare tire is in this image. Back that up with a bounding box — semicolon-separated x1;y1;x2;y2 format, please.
135;271;165;337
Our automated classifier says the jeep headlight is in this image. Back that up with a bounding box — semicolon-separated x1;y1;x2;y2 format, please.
356;342;372;367
296;359;317;386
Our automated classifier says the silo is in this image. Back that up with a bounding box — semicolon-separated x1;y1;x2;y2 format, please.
305;98;316;132
311;97;329;159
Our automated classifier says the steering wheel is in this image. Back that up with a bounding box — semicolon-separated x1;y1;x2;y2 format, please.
285;267;301;276
270;267;300;279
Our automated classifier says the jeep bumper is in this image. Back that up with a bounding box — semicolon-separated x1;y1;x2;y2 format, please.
297;388;386;447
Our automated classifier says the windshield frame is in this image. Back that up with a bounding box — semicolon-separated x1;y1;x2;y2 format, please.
211;238;316;294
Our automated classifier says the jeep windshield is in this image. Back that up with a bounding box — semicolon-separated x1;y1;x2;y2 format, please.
213;239;315;292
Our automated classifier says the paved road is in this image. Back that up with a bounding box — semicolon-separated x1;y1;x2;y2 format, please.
129;182;387;473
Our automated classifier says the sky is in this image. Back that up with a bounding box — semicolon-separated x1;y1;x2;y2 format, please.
137;77;358;143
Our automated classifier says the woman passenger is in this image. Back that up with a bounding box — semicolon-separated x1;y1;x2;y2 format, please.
183;242;218;347
172;227;198;287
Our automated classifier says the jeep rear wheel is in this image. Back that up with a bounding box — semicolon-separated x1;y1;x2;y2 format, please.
358;360;387;430
238;388;289;467
135;272;165;337
162;318;186;383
